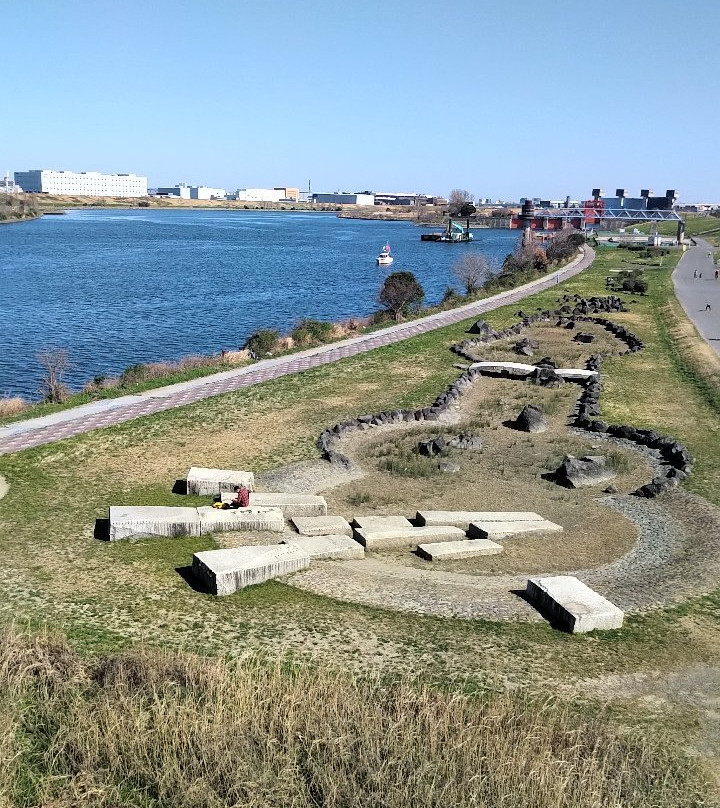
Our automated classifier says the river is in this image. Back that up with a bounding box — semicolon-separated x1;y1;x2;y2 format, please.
0;209;519;397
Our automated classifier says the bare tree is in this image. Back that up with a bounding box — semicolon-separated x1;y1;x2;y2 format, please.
378;271;425;321
37;348;71;403
452;253;491;296
448;189;474;215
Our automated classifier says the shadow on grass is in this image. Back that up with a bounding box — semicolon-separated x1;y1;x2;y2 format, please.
511;587;568;633
175;565;207;593
171;479;187;495
94;518;110;541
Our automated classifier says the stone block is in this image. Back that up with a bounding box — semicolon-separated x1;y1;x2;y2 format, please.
554;369;599;381
197;506;285;534
281;534;364;560
417;539;503;561
108;506;201;541
350;515;413;530
354;525;466;550
192;544;311;596
416;511;543;531
186;467;255;496
220;492;327;517
526;575;624;633
470;361;535;375
291;515;352;537
468;519;563;541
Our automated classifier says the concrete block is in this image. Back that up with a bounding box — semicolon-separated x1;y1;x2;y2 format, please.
108;506;201;541
416;510;543;531
197;506;285;534
192;544;311;595
526;575;624;633
350;515;413;530
291;515;352;537
417;539;504;561
220;492;327;517
554;369;599;381
186;466;255;496
468;519;563;541
281;534;364;560
470;361;536;375
354;525;466;550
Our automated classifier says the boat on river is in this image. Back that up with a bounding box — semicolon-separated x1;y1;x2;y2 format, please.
376;243;394;265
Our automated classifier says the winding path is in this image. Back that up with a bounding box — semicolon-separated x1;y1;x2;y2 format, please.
673;237;720;353
0;248;594;456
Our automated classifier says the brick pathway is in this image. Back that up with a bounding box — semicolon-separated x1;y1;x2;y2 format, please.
0;247;595;455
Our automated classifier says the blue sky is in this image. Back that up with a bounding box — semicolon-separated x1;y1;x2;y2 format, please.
6;0;719;201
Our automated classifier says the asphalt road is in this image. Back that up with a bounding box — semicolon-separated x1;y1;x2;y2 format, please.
673;237;720;353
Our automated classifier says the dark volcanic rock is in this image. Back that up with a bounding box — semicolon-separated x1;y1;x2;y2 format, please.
437;461;461;473
446;433;483;451
418;436;446;457
515;404;548;433
532;367;565;388
573;332;596;344
556;455;617;488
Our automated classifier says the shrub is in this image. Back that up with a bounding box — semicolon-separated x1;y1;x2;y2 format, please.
244;328;280;357
290;318;334;346
378;271;425;320
441;286;463;305
452;253;491;295
0;396;27;417
36;348;71;403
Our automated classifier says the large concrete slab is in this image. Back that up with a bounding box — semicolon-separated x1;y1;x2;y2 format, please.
197;506;284;534
192;544;311;595
354;525;466;550
416;510;543;531
554;369;599;381
351;515;413;531
109;505;201;541
220;492;327;517
291;515;352;537
468;519;563;541
186;467;254;496
526;575;624;633
470;361;535;375
417;539;503;561
281;534;364;560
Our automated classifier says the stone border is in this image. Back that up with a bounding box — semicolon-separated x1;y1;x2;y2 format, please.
315;295;693;499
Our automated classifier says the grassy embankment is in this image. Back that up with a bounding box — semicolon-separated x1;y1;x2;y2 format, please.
0;194;39;223
636;213;720;246
1;244;720;803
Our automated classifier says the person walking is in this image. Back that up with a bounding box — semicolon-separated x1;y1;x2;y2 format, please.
715;269;719;280
694;269;698;279
706;302;712;312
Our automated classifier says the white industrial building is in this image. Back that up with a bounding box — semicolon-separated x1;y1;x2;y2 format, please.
233;188;286;203
191;186;226;200
14;169;147;198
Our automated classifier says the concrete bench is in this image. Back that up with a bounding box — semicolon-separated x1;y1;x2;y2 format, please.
220;492;327;517
186;467;255;496
417;539;503;561
470;361;535;376
198;506;284;534
416;510;543;531
291;515;352;537
192;545;311;595
281;534;364;560
351;515;413;531
526;575;624;633
109;506;201;541
554;369;599;381
354;525;466;550
468;519;563;541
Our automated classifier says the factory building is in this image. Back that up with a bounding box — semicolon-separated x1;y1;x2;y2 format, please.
311;192;375;205
14;169;147;197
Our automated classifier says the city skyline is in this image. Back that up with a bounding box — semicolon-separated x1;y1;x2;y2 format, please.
6;0;720;200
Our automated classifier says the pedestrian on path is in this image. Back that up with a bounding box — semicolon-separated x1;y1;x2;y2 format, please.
706;303;712;312
700;272;703;279
715;269;719;280
694;269;698;278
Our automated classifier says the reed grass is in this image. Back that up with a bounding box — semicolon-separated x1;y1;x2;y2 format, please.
0;397;27;417
0;626;708;808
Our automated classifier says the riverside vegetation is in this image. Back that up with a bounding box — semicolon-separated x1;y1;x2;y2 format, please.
2;241;720;804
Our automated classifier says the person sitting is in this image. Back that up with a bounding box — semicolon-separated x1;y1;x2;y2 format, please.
226;484;250;509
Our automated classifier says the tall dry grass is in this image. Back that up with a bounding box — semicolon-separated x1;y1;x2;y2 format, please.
0;397;27;418
0;626;709;808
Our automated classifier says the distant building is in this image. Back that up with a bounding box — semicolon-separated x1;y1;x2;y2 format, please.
275;187;300;201
312;192;375;205
234;188;285;203
0;173;23;194
156;184;192;199
190;186;226;200
15;169;147;197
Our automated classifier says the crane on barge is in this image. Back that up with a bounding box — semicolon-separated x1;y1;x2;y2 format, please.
420;202;476;242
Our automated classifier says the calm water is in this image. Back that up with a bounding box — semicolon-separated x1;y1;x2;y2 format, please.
0;209;518;397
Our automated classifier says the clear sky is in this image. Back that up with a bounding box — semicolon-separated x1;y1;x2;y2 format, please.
6;0;719;201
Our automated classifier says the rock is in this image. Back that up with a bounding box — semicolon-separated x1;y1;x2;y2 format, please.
603;484;618;494
353;525;466;550
437;461;460;473
526;576;624;633
515;404;548;433
468;519;563;541
514;337;539;356
109;506;201;541
417;539;504;561
281;534;364;560
351;515;413;531
446;433;483;451
555;455;617;488
291;515;352;537
532;367;565;388
536;357;557;368
416;510;543;531
468;320;499;338
418;436;446;457
573;332;596;344
186;467;255;496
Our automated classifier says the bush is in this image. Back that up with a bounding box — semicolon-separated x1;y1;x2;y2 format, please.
290;318;334;346
441;286;463;305
378;271;425;320
0;396;27;417
244;328;280;357
36;348;71;403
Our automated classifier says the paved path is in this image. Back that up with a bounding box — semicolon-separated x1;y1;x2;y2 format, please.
0;247;594;455
673;237;720;353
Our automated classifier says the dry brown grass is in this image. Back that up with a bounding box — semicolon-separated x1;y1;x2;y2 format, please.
0;625;708;808
0;397;27;418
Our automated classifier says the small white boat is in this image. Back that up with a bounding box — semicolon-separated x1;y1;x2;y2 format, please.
376;243;394;265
